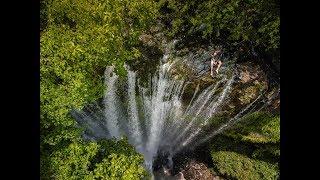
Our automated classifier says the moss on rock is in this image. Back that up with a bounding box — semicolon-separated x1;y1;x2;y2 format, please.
211;151;279;180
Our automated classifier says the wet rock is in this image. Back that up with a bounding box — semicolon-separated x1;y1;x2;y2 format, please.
228;62;268;110
150;25;161;33
138;24;167;50
177;161;223;180
238;62;266;84
264;87;280;114
137;28;279;115
239;69;251;83
163;167;172;176
238;86;259;105
139;34;157;46
176;172;185;180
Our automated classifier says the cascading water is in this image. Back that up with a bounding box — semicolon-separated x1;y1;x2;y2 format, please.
127;68;144;151
103;66;121;139
71;41;269;177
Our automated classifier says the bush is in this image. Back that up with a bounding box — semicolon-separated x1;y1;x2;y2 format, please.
50;138;147;180
211;151;279;180
41;0;159;141
40;0;158;178
157;0;279;60
209;112;280;179
224;112;280;143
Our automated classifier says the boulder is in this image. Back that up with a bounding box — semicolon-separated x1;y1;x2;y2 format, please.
139;34;156;46
177;161;223;180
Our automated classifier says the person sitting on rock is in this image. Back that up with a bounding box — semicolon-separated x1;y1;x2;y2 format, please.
210;49;223;78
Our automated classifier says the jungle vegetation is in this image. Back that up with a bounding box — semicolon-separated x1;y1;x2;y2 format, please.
40;0;279;179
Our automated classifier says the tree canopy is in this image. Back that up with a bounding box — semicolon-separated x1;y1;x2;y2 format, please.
157;0;279;62
40;0;157;179
40;0;279;179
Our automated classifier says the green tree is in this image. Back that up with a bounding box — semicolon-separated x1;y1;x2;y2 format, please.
157;0;279;61
40;0;158;178
211;151;279;180
50;139;147;180
210;112;280;179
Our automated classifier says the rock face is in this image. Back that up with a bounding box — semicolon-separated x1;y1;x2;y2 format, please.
176;161;223;180
136;26;280;180
234;62;268;105
136;23;280;115
237;62;262;83
139;34;157;47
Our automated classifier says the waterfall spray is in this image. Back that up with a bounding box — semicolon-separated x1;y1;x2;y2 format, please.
71;43;269;175
127;69;144;151
103;66;121;139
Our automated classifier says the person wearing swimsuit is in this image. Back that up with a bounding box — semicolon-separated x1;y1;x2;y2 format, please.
210;49;222;78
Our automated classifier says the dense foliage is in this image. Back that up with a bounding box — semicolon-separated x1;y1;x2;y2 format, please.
50;138;147;180
157;0;280;63
40;0;157;179
210;112;280;179
226;112;280;143
40;0;279;179
211;151;278;180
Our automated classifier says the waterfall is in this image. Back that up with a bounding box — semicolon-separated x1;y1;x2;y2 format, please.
127;70;143;151
103;66;121;139
71;43;268;173
179;76;234;148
